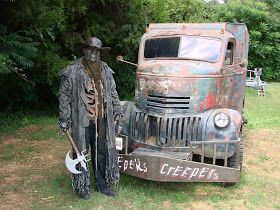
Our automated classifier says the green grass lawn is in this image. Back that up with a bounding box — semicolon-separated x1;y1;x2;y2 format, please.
244;82;280;129
0;84;279;210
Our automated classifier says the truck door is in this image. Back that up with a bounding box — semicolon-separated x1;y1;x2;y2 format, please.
221;39;246;112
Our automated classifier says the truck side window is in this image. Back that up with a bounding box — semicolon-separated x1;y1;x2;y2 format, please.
225;42;234;65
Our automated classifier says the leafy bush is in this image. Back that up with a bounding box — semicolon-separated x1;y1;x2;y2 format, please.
0;0;279;111
213;0;280;81
0;25;39;74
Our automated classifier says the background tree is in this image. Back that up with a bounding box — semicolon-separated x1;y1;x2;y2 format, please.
0;25;38;78
0;0;279;111
213;0;280;80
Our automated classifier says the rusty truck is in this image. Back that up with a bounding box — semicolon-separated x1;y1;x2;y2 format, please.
116;23;249;184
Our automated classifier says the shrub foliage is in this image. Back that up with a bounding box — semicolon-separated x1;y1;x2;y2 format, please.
0;0;279;110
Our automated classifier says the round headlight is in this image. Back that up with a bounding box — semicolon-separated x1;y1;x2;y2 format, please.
214;112;230;128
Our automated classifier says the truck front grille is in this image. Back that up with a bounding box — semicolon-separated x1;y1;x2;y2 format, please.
131;111;202;147
147;94;190;110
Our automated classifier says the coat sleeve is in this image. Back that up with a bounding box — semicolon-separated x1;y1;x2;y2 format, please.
109;72;123;116
58;73;72;124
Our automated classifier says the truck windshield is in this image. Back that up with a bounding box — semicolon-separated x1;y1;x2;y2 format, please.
144;36;222;62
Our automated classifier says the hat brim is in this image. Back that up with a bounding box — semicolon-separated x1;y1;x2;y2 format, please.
75;42;111;57
77;42;111;50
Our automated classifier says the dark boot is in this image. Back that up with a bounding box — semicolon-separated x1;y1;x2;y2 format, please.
99;188;116;197
104;188;116;197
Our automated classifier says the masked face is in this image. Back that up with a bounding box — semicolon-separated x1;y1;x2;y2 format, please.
83;47;100;62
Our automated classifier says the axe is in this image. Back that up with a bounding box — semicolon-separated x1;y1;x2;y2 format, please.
64;130;90;174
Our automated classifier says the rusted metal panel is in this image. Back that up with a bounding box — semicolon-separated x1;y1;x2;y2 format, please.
148;23;227;31
119;22;248;183
118;154;240;182
117;138;241;182
177;118;183;146
127;106;242;159
226;23;249;61
135;23;248;115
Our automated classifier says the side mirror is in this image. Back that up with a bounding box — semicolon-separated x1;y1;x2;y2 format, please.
234;57;240;64
234;57;247;67
115;55;138;67
222;57;248;72
240;58;248;67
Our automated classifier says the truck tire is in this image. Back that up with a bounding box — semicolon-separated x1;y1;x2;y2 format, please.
228;140;243;170
223;140;243;186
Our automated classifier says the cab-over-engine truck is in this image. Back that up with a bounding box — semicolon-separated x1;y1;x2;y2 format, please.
117;23;249;184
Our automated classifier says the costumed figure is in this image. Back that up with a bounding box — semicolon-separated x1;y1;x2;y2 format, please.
58;37;123;198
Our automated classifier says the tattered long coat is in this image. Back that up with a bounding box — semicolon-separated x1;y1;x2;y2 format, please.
58;58;122;184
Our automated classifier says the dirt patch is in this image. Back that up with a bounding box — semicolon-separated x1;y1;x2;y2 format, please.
17;124;43;133
0;191;31;210
0;136;68;209
1;137;66;170
244;128;280;178
162;200;172;209
1;137;25;144
194;188;208;196
191;201;214;210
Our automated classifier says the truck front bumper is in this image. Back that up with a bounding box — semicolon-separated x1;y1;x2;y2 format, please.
118;136;241;183
118;153;240;182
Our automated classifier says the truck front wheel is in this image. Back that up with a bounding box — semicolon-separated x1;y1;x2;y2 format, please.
223;140;243;186
228;140;243;170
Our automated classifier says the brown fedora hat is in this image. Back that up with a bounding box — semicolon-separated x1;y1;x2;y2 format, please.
78;37;111;50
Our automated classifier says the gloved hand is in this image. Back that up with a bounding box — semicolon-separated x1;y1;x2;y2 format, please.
114;113;124;123
58;119;71;132
114;113;123;134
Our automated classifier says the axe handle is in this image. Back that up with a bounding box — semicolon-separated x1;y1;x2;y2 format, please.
65;130;81;156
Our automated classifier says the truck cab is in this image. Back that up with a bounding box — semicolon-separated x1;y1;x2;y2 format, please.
118;23;249;183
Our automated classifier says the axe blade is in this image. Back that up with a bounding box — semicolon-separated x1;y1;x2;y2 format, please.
65;151;82;174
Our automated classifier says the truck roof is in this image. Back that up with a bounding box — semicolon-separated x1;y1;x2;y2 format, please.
148;22;244;31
